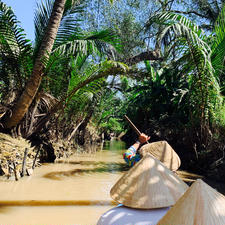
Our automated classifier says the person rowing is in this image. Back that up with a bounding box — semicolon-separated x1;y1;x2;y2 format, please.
124;133;181;171
97;117;184;224
123;115;181;171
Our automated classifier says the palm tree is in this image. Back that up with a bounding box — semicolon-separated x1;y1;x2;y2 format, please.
3;0;67;129
0;2;33;104
0;0;122;134
131;9;225;162
211;5;225;95
148;11;222;125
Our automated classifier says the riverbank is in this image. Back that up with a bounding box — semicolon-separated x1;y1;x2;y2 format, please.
0;133;36;179
0;130;104;181
0;133;78;180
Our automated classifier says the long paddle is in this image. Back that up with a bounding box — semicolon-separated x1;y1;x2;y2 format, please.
124;115;149;144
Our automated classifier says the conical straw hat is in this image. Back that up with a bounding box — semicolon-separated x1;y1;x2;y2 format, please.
158;179;225;225
110;153;188;209
139;141;181;171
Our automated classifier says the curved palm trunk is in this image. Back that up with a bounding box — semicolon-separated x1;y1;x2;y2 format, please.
4;0;66;129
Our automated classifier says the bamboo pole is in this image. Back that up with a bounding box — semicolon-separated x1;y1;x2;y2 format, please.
12;161;18;181
124;115;141;136
32;145;41;169
21;148;28;177
124;115;149;143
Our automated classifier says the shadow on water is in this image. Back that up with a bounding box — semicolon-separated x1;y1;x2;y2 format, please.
56;160;122;166
0;206;12;213
43;161;129;180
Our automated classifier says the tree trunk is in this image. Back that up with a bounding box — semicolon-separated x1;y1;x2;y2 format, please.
78;98;97;145
3;0;66;129
67;119;84;142
127;50;162;65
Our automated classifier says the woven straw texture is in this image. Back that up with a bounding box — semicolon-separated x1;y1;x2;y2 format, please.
139;141;181;171
110;154;188;209
158;179;225;225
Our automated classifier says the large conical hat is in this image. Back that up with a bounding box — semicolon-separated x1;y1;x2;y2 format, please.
110;154;188;209
139;141;181;171
158;179;225;225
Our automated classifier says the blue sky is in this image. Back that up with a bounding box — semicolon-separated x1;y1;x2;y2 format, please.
2;0;36;41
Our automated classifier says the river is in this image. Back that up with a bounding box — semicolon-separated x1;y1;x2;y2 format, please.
0;140;223;225
0;140;127;225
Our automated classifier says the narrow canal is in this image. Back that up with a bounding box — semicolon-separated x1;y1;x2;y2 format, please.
0;140;127;225
0;140;221;225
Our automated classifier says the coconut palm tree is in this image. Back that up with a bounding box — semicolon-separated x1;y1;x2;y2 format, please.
211;5;225;95
0;0;122;134
0;2;33;104
3;0;67;129
147;11;223;126
122;9;225;161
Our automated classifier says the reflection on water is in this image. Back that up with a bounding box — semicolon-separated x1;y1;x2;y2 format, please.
0;206;11;213
104;139;126;149
0;140;127;225
43;161;128;180
0;140;214;224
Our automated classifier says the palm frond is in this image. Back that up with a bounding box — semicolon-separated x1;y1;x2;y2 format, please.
53;39;92;56
55;2;84;46
64;59;128;107
211;5;225;80
34;0;83;56
147;11;222;123
52;29;121;61
85;29;121;56
0;2;31;52
34;0;53;46
0;2;33;88
150;12;211;61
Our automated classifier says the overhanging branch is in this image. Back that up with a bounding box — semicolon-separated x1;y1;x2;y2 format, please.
171;10;209;19
28;65;130;136
127;50;163;65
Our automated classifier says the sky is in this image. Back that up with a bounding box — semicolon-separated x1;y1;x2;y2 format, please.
2;0;36;41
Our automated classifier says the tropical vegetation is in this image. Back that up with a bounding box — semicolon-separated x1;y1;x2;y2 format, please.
0;0;225;180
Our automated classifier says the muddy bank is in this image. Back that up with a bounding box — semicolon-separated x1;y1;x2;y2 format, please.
0;126;103;180
0;133;37;179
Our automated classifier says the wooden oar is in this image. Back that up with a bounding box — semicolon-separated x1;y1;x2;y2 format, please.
124;115;141;136
124;115;149;143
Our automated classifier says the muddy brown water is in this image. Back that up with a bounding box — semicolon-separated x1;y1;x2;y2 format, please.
0;140;219;225
0;140;127;225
